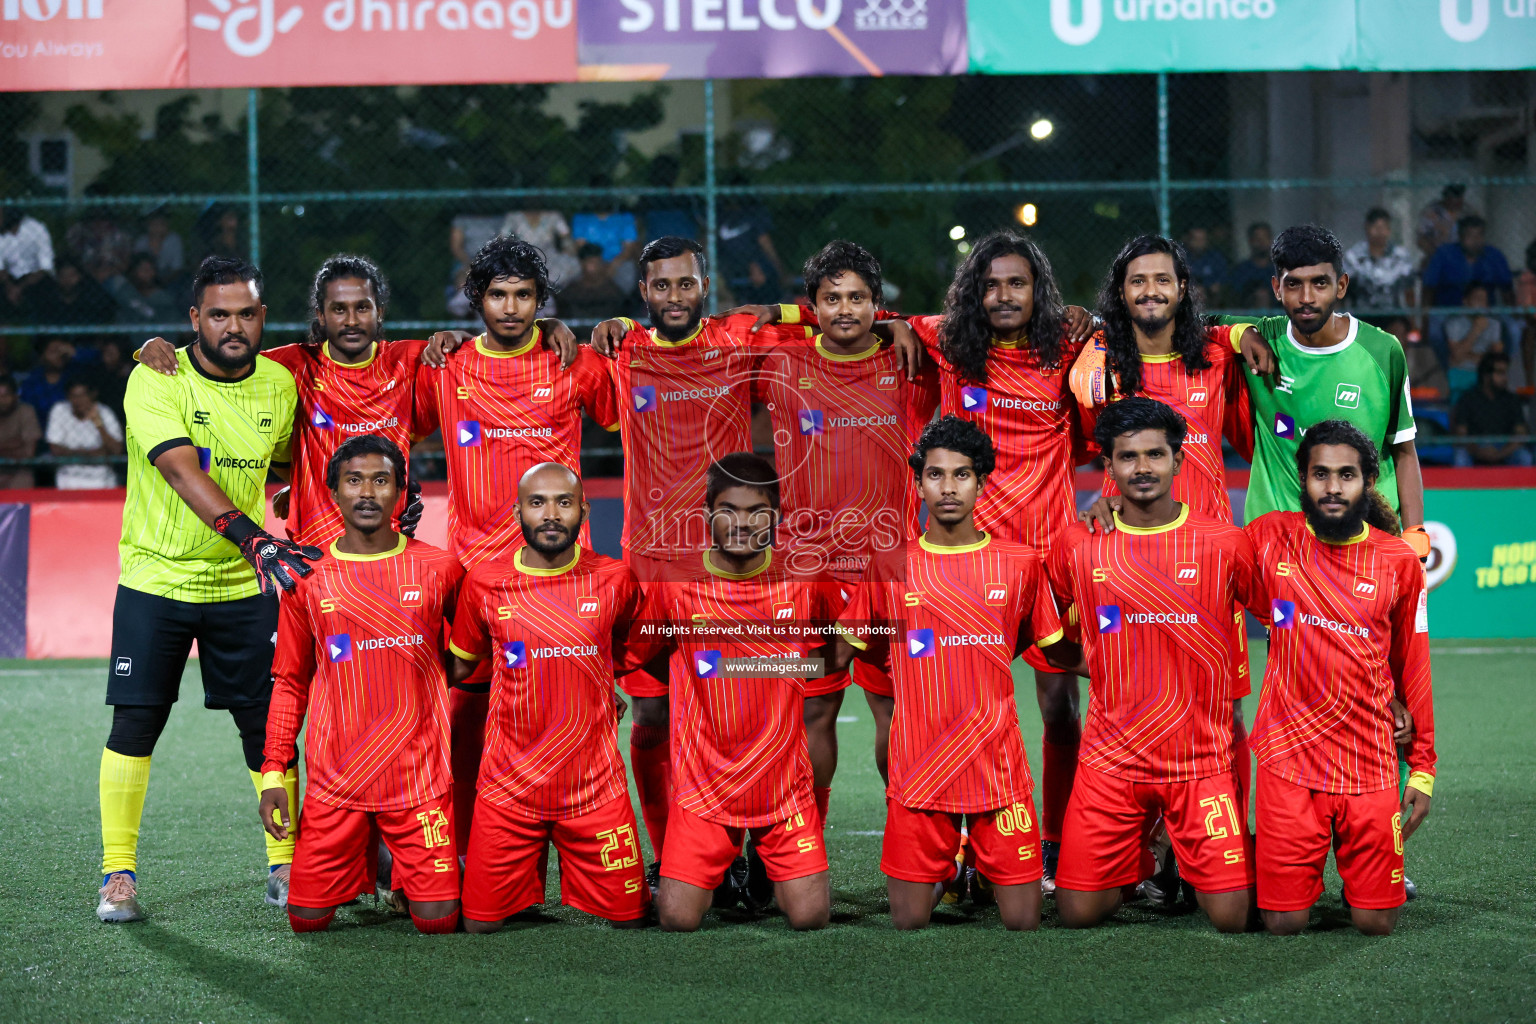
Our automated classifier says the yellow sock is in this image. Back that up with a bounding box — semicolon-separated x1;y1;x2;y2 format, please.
250;768;298;868
100;749;151;877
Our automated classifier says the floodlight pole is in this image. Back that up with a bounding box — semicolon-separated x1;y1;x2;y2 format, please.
704;78;719;316
247;88;261;267
1156;72;1170;238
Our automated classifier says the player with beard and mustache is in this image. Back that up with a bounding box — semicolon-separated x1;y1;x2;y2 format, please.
1243;420;1434;935
448;462;655;930
97;256;317;923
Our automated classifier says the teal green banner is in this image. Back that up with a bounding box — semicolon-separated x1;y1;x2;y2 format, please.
1422;489;1536;639
1357;0;1536;70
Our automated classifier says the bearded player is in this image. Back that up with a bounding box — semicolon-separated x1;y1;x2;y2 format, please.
1048;398;1260;933
833;415;1081;930
260;434;464;934
448;463;652;930
1245;421;1434;935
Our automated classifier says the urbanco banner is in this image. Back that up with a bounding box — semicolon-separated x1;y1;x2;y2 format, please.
1357;0;1536;70
577;0;967;80
0;0;188;90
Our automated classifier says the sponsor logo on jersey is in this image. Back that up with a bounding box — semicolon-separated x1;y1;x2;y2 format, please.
192;410;210;427
196;446;212;472
214;455;269;470
257;412;273;433
939;632;1006;648
1175;562;1199;585
773;601;795;621
877;372;898;390
1186;387;1208;406
1297;612;1370;638
906;628;936;658
829;413;898;428
695;649;722;677
702;348;723;362
399;584;422;607
1335;382;1361;409
631;385;657;413
456;420;482;447
658;384;731;402
311;405;335;430
984;582;1007;606
1276;374;1296;394
527;643;601;658
1353;575;1377;600
353;634;427;652
1096;604;1122;634
1274;412;1296;438
502;640;527;669
799;409;825;436
532;382;553;403
337;416;401;434
1271;599;1295;628
1122;611;1198;625
114;656;132;677
577;596;600;617
960;386;988;412
325;633;354;663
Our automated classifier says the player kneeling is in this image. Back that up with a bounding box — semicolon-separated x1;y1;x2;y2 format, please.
834;416;1082;931
1246;421;1435;936
260;435;464;934
449;463;652;930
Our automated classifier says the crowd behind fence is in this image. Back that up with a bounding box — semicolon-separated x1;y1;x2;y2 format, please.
1;71;1533;489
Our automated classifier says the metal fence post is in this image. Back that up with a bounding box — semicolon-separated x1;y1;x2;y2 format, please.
704;79;718;315
247;88;261;267
1156;72;1170;238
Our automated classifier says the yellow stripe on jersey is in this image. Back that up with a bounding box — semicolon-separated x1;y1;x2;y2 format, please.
118;349;297;604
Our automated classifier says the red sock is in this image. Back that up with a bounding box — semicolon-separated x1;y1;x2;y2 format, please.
1232;717;1252;824
411;909;460;934
813;785;830;824
449;685;490;852
1040;717;1081;843
630;723;670;860
289;910;335;933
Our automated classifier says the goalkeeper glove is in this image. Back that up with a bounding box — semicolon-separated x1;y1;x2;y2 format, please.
214;511;322;595
1402;525;1432;562
398;465;424;538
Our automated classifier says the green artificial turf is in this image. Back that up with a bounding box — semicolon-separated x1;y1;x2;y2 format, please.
1;642;1533;1023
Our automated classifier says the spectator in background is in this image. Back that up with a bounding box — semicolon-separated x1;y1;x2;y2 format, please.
0;206;57;321
48;257;116;325
66;209;131;285
502;210;578;287
1387;315;1448;400
717;200;787;305
109;253;180;324
194;204;245;261
450;211;507;273
1423;216;1514;369
1517;237;1536;389
1451;350;1530;467
1226;221;1279;309
556;243;627;321
84;339;132;422
45;378;122;490
1344;207;1417;313
1444;282;1507;398
133;207;184;281
1183;225;1228;306
0;376;41;490
1416;183;1472;260
19;337;74;424
572;210;639;286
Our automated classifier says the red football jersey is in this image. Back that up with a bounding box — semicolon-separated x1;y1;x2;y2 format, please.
449;546;655;820
263;340;427;549
910;315;1086;549
1048;509;1260;783
1245;511;1435;793
839;534;1063;813
414;331;619;569
1072;327;1245;520
752;334;938;581
264;536;463;811
608;314;805;567
639;549;839;827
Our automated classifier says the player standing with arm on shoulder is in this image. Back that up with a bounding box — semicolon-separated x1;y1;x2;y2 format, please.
831;416;1080;930
97;256;317;923
1048;398;1260;933
1245;421;1434;936
260;435;464;934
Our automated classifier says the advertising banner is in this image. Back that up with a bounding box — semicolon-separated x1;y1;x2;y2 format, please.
1357;0;1536;71
577;0;967;80
0;0;187;91
1420;488;1536;640
184;0;578;88
969;0;1357;73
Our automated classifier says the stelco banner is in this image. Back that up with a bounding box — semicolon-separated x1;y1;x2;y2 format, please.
576;0;968;80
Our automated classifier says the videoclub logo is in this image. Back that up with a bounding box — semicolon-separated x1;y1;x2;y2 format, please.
905;628;935;658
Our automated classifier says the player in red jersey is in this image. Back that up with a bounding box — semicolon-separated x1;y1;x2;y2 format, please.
639;453;838;932
448;462;653;929
259;434;464;934
1245;421;1435;935
414;237;620;852
833;415;1081;930
1048;398;1260;933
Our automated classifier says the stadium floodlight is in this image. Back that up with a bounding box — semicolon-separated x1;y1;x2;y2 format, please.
1030;118;1053;140
1016;203;1038;227
949;225;966;241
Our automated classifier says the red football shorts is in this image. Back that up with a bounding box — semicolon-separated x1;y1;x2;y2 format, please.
461;794;650;923
660;801;828;890
1255;767;1405;912
289;794;459;910
805;666;853;698
1056;762;1255;894
1230;609;1251;699
852;659;893;698
881;795;1044;887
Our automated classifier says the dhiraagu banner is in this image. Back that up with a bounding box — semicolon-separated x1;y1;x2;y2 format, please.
1421;489;1536;639
1357;0;1536;70
967;0;1357;74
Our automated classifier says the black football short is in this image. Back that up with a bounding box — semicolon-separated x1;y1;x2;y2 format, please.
106;585;279;709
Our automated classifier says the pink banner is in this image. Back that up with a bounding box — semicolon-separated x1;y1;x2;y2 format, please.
0;0;187;91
